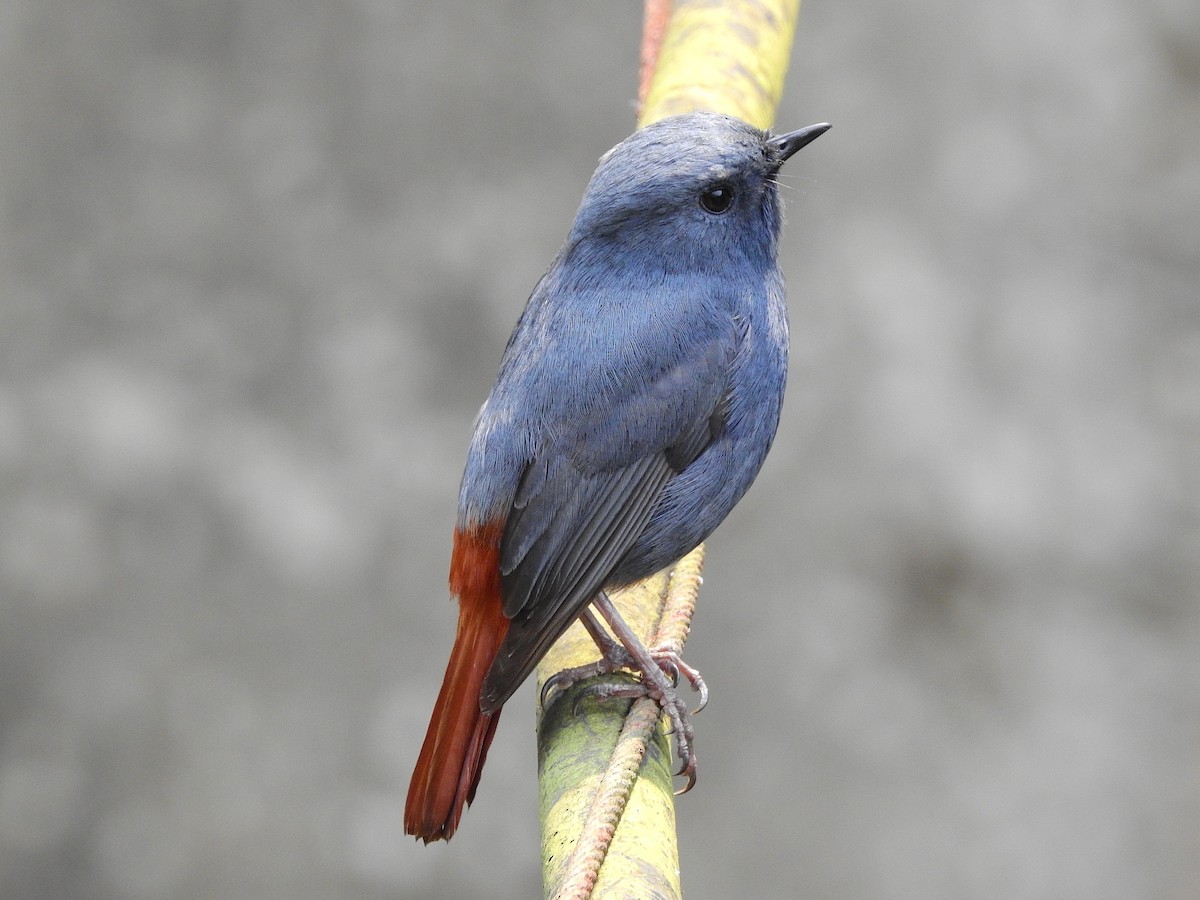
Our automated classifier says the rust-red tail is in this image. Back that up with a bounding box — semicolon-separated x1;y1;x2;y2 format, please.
405;521;509;842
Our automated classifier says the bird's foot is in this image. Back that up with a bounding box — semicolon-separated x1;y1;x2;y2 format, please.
538;644;638;709
540;614;707;715
540;601;706;793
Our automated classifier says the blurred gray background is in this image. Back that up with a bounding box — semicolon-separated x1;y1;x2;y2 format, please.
2;0;1198;897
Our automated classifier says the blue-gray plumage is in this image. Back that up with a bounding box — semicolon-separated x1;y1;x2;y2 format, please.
406;111;828;841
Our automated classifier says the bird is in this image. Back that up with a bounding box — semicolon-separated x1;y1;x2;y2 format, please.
405;111;829;842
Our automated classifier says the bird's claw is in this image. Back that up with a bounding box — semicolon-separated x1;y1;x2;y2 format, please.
674;752;698;795
650;648;708;715
654;682;698;793
539;644;640;710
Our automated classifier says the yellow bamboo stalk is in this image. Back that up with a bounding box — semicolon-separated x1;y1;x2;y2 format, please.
641;0;801;130
537;2;803;897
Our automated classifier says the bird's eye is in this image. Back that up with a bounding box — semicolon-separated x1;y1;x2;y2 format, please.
699;184;735;214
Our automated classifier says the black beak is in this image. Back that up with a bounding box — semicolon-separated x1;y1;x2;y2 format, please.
769;122;831;164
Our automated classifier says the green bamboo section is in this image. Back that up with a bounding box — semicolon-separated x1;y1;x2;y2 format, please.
537;571;682;900
536;2;803;896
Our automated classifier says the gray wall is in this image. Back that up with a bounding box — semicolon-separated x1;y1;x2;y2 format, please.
2;1;1197;897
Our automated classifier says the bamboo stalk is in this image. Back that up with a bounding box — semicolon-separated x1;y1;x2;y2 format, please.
536;3;804;896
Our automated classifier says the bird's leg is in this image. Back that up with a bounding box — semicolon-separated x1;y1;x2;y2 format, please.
539;591;705;793
577;607;628;665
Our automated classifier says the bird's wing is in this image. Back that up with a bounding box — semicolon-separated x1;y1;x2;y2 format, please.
478;331;734;712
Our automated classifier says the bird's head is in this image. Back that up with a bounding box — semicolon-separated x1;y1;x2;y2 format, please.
566;112;829;273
